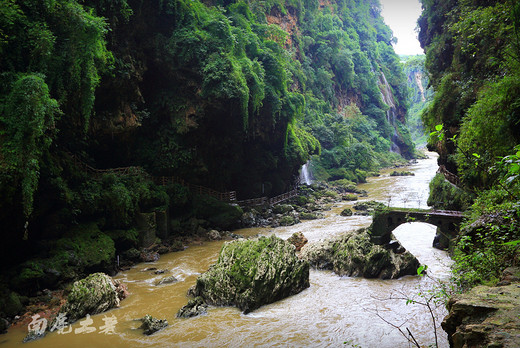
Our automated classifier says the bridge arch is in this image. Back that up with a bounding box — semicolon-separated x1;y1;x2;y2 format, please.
370;208;464;249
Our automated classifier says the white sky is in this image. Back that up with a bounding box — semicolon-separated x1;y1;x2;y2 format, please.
379;0;424;55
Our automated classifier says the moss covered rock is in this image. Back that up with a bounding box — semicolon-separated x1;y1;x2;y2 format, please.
340;208;353;217
58;273;126;323
138;314;168;335
176;296;208;318
300;229;419;279
442;276;520;348
191;235;309;313
287;232;308;252
11;224;115;292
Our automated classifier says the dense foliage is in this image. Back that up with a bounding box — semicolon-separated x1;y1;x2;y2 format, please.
0;0;413;297
419;0;520;288
402;55;432;146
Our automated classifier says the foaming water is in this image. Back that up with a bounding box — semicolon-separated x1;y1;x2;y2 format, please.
1;152;452;347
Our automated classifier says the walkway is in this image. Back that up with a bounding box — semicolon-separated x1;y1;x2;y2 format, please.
67;152;298;206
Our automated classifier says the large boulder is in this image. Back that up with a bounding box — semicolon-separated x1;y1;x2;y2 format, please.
57;273;127;323
190;235;310;313
300;228;420;279
442;279;520;347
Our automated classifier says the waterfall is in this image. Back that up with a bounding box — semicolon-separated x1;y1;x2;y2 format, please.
379;72;396;123
299;160;313;185
379;72;401;153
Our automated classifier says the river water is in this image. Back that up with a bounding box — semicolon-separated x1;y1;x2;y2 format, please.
1;152;453;347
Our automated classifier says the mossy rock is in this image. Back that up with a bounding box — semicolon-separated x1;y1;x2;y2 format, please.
54;223;115;270
11;224;115;292
299;212;319;220
342;194;358;201
300;229;419;279
106;229;138;251
58;273;124;323
272;204;294;214
279;215;297;226
340;208;353;217
353;201;386;213
0;291;23;317
138;314;168;335
293;195;310;206
191;235;309;313
176;296;208;318
390;171;415;176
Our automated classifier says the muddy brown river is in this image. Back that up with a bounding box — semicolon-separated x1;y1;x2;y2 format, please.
1;152;453;347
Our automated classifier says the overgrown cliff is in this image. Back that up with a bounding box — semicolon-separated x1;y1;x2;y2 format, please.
418;1;520;344
0;0;413;300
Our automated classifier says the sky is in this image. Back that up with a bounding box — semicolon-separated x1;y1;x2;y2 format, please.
379;0;424;55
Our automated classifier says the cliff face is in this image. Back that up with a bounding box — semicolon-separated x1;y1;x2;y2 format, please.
0;0;411;272
88;0;413;195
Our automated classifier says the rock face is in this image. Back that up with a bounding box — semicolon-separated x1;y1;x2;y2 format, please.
287;232;308;252
176;296;208;318
442;268;520;348
190;235;310;313
139;314;168;335
300;228;420;279
58;273;127;323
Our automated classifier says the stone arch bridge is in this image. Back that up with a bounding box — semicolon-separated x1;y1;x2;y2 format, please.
370;208;464;248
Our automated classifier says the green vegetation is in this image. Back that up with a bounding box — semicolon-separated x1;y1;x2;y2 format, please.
426;174;472;211
401;55;432;146
419;0;520;288
193;235;309;313
0;0;417;301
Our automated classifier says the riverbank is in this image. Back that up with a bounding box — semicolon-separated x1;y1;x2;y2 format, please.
1;153;452;347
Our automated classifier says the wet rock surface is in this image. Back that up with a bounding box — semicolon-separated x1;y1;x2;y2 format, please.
176;296;208;318
190;235;310;313
300;228;420;279
287;232;308;252
138;314;168;335
57;273;127;323
442;267;520;348
155;275;178;286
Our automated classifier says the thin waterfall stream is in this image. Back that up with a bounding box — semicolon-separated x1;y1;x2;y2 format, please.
1;152;452;347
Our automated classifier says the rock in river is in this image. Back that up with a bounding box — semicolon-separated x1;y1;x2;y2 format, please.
190;235;310;313
138;314;168;335
176;296;208;318
57;272;127;323
300;228;419;279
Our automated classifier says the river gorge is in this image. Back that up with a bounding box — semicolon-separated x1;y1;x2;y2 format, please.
0;152;453;347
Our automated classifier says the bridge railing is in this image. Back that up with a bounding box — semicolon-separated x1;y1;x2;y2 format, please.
236;188;299;207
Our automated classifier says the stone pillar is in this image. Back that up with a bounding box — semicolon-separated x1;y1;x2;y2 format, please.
155;210;169;239
432;227;450;250
136;212;156;248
